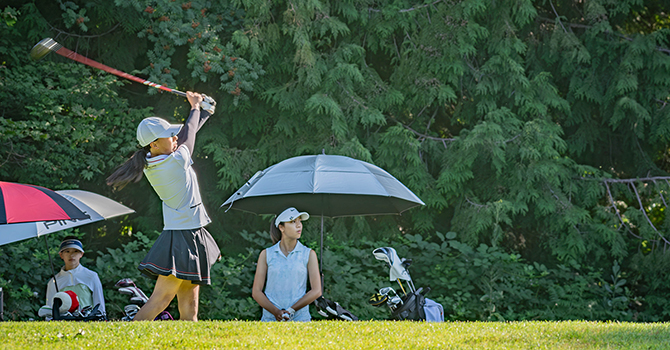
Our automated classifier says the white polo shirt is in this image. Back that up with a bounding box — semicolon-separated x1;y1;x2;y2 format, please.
46;264;105;314
144;144;211;230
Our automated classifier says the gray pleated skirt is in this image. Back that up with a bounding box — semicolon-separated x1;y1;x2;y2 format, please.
138;227;221;285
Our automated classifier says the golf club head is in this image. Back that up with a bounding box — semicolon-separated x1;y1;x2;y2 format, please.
130;297;147;305
368;293;388;307
200;94;216;114
114;278;137;289
379;286;396;296
326;305;338;316
339;314;353;321
124;304;140;320
388;296;403;311
30;38;61;61
373;247;413;282
118;286;149;304
372;247;393;266
389;296;403;306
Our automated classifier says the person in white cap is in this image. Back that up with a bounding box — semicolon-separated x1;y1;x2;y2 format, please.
106;91;220;321
252;207;322;321
43;236;105;318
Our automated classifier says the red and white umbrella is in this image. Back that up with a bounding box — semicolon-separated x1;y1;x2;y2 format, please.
0;184;134;301
0;187;134;246
0;181;90;225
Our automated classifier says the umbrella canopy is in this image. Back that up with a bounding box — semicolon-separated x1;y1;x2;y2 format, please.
222;154;425;285
222;154;424;217
0;189;135;246
0;181;89;224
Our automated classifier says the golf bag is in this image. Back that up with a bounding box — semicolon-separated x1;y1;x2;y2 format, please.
313;296;358;321
115;278;173;321
370;247;444;322
38;289;107;321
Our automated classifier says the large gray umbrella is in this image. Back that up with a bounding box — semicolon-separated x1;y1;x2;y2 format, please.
222;154;424;216
221;154;424;275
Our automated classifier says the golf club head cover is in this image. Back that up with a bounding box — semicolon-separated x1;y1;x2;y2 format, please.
38;305;52;318
53;290;79;314
313;296;330;317
155;310;174;321
114;278;136;289
313;296;358;321
368;293;388;307
200;94;216;115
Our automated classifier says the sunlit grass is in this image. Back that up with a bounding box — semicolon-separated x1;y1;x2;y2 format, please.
1;320;669;349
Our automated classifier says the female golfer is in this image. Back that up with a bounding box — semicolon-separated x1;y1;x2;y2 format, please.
252;207;322;321
107;91;220;321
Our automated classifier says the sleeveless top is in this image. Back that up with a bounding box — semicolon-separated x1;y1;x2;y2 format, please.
261;241;312;322
143;144;211;230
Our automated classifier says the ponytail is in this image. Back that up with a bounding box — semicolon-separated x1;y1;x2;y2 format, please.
270;216;283;244
106;146;150;190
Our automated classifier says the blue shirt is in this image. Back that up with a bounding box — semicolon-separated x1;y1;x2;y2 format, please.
261;241;312;322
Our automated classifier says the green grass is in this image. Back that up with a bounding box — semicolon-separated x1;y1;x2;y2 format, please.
1;321;669;349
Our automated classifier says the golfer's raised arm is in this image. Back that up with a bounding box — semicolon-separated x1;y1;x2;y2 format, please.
177;92;210;156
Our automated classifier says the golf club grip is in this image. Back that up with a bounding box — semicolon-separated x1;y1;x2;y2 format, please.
54;47;187;97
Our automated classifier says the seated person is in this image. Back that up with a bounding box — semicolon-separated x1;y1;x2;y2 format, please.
40;236;105;318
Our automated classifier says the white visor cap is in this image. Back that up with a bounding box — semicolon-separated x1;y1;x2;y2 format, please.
275;207;309;227
137;117;183;147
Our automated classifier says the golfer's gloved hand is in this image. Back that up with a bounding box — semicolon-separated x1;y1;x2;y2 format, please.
200;94;216;115
283;307;295;321
272;308;285;321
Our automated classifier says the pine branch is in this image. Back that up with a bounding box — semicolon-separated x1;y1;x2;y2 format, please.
547;184;569;209
399;1;444;13
336;81;368;110
393;36;401;61
496;134;521;144
629;182;670;245
604;181;644;240
400;122;456;148
465;197;487;210
602;176;670;184
537;16;670;55
548;0;568;34
49;22;121;39
368;1;444;14
424;108;438;135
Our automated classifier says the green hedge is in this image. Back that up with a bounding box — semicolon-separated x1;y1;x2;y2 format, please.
1;230;668;321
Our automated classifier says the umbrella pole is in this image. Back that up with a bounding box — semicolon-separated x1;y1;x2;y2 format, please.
320;215;324;294
43;235;59;292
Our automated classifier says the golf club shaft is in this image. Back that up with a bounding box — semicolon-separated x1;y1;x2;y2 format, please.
53;46;186;97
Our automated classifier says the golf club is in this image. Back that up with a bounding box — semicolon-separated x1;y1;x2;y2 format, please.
379;286;396;297
387;295;403;311
31;38;188;97
30;37;218;113
114;278;136;289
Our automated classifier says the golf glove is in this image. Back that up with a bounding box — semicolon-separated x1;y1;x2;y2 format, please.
200;94;216;115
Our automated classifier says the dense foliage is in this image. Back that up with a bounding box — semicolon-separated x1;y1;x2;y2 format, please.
2;0;670;321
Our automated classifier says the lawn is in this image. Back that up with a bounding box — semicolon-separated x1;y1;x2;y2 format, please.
0;320;668;349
